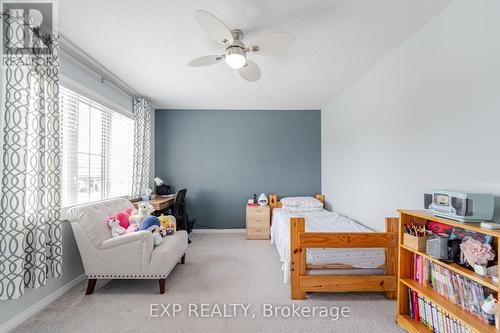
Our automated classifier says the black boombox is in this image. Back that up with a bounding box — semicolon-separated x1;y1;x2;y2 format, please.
156;184;171;195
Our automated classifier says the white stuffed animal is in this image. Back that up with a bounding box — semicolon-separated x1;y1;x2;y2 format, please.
129;202;154;229
482;294;499;329
107;216;126;237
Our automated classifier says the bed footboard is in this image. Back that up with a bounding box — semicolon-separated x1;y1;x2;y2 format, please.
290;217;399;300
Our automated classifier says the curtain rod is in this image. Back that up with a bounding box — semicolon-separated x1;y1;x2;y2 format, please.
60;44;138;99
0;11;138;99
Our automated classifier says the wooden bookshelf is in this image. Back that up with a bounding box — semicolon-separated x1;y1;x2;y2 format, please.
396;210;500;333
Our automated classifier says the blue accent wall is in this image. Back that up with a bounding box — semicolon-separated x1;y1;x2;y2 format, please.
155;109;321;229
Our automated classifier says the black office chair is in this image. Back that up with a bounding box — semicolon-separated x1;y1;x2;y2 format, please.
173;189;194;243
173;189;187;229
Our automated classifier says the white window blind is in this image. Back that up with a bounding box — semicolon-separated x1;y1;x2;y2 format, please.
60;86;134;207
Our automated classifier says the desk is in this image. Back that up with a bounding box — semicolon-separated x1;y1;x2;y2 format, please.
133;195;175;212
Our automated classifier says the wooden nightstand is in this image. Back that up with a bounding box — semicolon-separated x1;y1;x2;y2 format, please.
246;205;270;239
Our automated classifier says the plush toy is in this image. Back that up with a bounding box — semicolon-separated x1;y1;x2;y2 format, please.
144;224;163;246
129;202;154;229
125;223;138;233
106;216;126;237
482;294;499;328
116;211;130;229
158;215;176;235
141;215;161;230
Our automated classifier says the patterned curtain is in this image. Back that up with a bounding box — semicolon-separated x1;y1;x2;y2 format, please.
131;98;152;197
0;12;62;300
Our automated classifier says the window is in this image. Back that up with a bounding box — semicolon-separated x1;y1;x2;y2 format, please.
60;86;134;207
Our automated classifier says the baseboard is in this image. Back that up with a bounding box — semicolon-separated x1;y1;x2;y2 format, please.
192;228;245;234
0;273;85;333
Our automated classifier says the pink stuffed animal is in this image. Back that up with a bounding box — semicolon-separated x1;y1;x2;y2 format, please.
126;223;138;233
115;208;135;229
116;212;130;229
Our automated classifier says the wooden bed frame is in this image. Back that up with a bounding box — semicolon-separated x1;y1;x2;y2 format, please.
269;194;398;300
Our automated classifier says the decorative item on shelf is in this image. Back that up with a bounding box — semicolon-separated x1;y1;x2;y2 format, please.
269;194;277;206
487;265;499;281
247;195;259;206
426;233;449;260
460;237;495;276
258;193;268;206
482;295;499;329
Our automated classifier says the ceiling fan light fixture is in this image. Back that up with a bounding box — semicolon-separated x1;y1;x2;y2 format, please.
225;47;246;69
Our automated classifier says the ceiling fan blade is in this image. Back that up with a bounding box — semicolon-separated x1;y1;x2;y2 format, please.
195;10;233;45
239;61;261;82
249;32;295;55
188;55;224;67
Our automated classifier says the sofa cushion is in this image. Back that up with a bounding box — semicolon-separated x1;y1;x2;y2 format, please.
149;230;188;275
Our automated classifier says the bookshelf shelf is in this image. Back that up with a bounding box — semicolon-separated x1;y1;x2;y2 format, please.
400;244;498;290
397;314;436;333
396;210;500;333
401;279;496;333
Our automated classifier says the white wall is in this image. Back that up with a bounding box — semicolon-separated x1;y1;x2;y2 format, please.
321;0;500;231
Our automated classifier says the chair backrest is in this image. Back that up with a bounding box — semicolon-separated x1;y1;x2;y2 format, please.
66;198;134;248
173;189;187;219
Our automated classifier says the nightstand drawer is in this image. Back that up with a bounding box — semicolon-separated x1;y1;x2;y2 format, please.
246;218;268;228
247;227;269;239
246;207;270;218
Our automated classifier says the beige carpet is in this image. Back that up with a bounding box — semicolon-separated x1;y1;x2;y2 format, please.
12;232;403;333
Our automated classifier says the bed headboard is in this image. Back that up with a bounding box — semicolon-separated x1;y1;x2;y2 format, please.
268;194;325;211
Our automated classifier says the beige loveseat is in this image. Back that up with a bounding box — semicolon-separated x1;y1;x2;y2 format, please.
66;198;188;294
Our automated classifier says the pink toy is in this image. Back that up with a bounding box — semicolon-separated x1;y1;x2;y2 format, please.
116;211;130;229
126;223;138;233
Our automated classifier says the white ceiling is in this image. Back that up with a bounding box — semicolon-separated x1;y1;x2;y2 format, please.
58;0;452;109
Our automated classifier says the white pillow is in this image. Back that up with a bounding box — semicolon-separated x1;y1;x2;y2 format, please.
281;206;323;212
281;196;323;208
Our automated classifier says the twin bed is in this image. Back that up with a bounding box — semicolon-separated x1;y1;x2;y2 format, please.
268;194;398;300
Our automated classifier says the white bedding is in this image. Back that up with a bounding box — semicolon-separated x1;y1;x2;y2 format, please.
270;208;385;283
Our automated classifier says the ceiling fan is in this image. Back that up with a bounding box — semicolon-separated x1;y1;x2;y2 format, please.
188;10;295;82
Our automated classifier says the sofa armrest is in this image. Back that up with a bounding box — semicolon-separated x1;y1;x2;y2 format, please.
100;230;153;250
